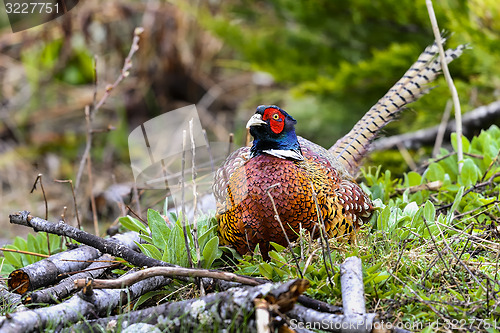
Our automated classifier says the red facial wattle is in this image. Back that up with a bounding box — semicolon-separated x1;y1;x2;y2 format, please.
262;108;285;134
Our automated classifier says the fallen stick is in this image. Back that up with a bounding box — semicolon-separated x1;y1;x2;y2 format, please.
288;304;377;333
372;99;500;151
9;211;176;269
69;280;309;332
8;245;100;295
9;211;267;286
8;231;141;295
0;274;172;333
74;266;261;289
25;254;116;304
340;256;366;317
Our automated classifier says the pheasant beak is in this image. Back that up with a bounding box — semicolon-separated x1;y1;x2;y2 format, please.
246;114;267;129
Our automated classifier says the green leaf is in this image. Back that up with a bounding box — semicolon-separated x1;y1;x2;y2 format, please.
119;216;149;234
202;236;221;269
13;237;28;251
424;163;445;182
448;186;465;222
147;209;171;251
26;234;38;265
2;245;22;268
423;200;436;223
137;243;162;261
269;242;286;252
405;171;422;187
268;251;286;264
259;262;274;280
377;205;391;230
198;225;217;249
458;159;480;187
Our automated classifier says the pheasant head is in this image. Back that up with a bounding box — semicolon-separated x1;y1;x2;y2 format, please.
246;105;303;160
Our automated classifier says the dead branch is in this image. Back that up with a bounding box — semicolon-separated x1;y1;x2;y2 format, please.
75;27;144;191
7;230;142;295
25;254;115;304
8;245;100;295
0;274;171;333
372;100;500;151
340;256;366;316
9;211;175;269
213;276;343;314
69;280;309;332
0;284;26;313
74;266;261;289
9;212;267;287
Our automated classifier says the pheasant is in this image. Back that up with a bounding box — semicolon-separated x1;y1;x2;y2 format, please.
213;40;465;258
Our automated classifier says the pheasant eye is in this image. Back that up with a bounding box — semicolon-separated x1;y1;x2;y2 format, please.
272;113;280;120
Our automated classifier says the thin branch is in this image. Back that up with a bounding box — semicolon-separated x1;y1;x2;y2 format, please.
189;119;201;269
75;27;143;191
181;129;194;268
85;106;99;236
426;0;463;172
0;248;49;258
74;266;261;289
54;179;81;229
433;99;453;158
31;173;51;255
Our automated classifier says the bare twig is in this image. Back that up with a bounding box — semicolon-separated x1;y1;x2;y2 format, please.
189;120;201;269
85;106;99;236
426;1;463;172
73;266;261;289
181;129;194;268
30;174;48;220
0;248;49;258
75;27;144;191
54;179;81;229
31;174;51;255
433;99;453;158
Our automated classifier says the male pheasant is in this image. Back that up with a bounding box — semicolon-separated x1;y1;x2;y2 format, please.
213;40;465;258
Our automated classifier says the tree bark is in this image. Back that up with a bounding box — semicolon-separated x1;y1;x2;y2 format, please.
69;280;309;332
0;274;172;333
25;254;115;304
9;211;174;270
8;231;141;295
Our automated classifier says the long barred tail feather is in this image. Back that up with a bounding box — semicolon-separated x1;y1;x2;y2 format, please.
330;40;466;175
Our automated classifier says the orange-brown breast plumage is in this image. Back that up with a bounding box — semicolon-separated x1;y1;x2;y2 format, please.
214;135;372;258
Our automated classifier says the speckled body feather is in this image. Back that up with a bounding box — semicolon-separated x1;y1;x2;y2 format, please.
214;137;372;256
